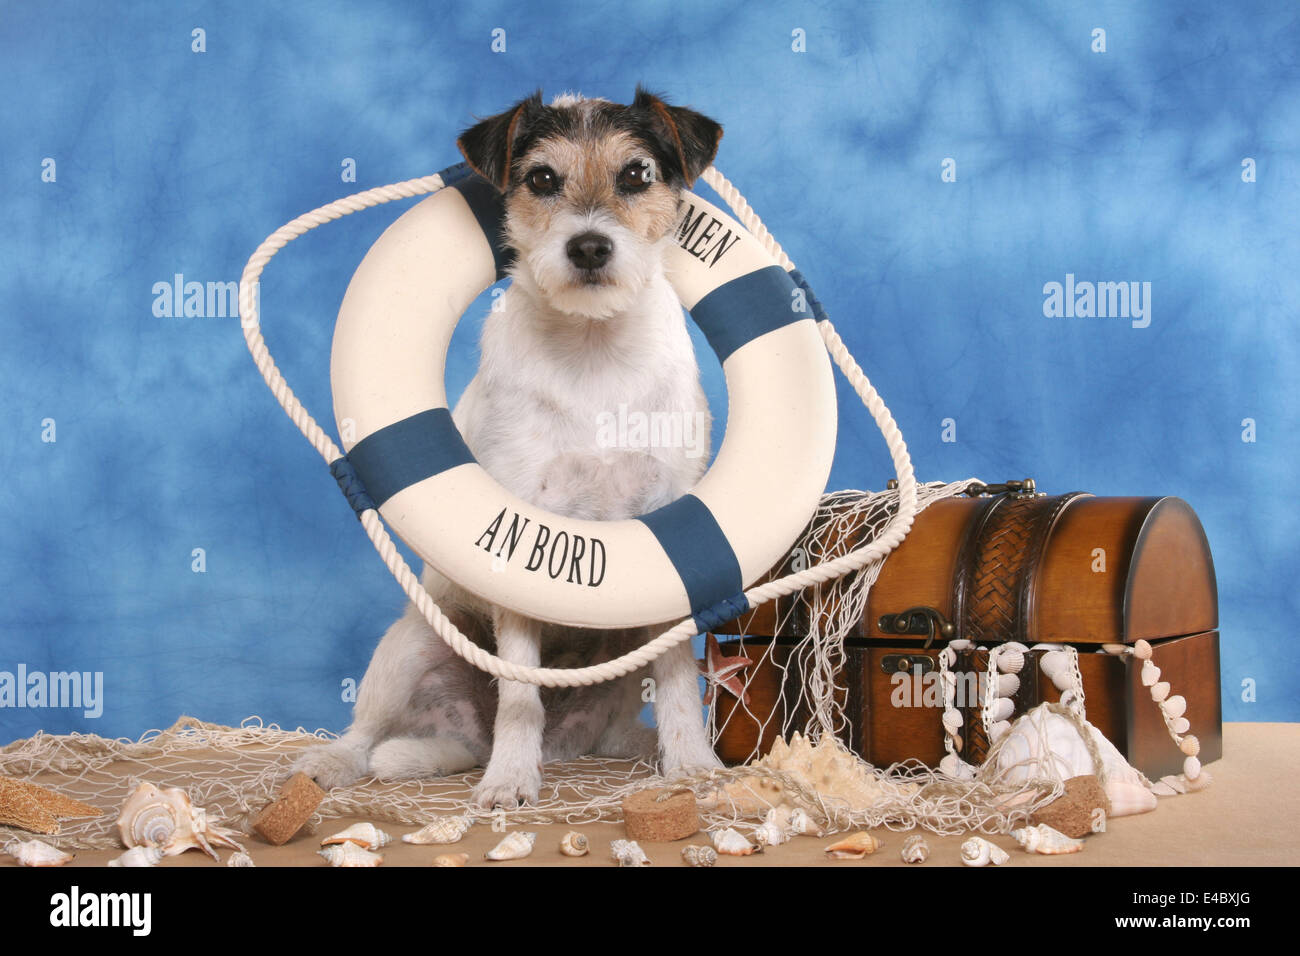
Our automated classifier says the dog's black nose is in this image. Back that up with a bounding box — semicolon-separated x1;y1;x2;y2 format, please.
566;231;613;270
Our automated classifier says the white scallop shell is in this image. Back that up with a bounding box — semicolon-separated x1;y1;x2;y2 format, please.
995;673;1021;698
484;831;536;861
960;837;1010;867
1162;695;1187;719
1169;716;1191;734
1012;823;1084;855
712;827;759;856
559;831;589;857
1039;651;1071;680
116;781;243;861
610;839;651;866
1141;661;1161;686
108;846;164;868
681;844;717;867
1184;768;1213;792
318;843;383;867
1133;639;1153;660
942;708;964;735
998;644;1028;674
432;852;470;867
321;822;391;850
226;850;256;867
1180;735;1200;757
901;834;930;864
989;719;1012;741
6;838;75;867
988;697;1015;722
1150;681;1171;702
949;639;973;651
939;753;977;779
1184;755;1202;780
938;647;957;668
752;820;789;848
403;815;472;845
787;808;824;837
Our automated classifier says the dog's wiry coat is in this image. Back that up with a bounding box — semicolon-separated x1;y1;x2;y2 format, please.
294;89;725;807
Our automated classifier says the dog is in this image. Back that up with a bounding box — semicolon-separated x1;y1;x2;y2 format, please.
293;88;726;808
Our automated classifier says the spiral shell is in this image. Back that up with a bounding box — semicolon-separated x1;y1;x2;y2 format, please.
403;815;472;845
681;844;718;867
116;781;242;861
824;831;882;859
485;831;536;861
226;850;256;867
1012;824;1084;855
432;853;470;867
787;808;824;837
610;839;651;866
960;837;1010;867
108;846;163;868
752;820;789;848
900;834;929;864
318;843;383;867
711;827;758;856
321;822;391;850
5;838;74;867
559;831;589;857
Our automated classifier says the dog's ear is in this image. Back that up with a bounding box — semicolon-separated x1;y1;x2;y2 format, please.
632;85;723;187
457;90;544;191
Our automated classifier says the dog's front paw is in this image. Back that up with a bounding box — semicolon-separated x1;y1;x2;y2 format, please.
472;767;542;810
291;740;369;790
659;741;724;776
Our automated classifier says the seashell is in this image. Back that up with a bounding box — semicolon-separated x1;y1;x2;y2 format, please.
989;719;1012;741
1162;695;1187;719
484;831;536;861
318;843;383;867
116;781;243;861
681;844;718;867
1133;639;1153;660
108;846;164;868
1141;661;1161;686
321;822;392;850
998;648;1025;674
952;733;963;752
226;850;256;867
1149;780;1180;797
403;815;473;845
991;704;1157;816
938;647;957;668
1050;671;1076;694
1180;735;1200;757
1158;774;1188;794
712;827;759;856
1012;823;1084;855
1185;768;1213;792
559;831;589;857
949;639;973;651
995;673;1021;698
1184;756;1201;780
5;838;75;866
432;853;470;867
610;839;650;866
988;697;1015;722
960;837;1010;867
942;708;963;735
1150;681;1171;702
752;820;789;848
1040;651;1071;680
1169;716;1190;735
900;834;930;864
1101;643;1128;655
939;753;976;779
824;831;882;859
787;808;824;837
1059;688;1084;712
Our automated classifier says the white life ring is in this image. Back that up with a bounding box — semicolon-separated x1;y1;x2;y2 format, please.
329;163;837;631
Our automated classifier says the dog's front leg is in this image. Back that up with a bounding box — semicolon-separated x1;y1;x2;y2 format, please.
653;638;723;773
472;608;545;809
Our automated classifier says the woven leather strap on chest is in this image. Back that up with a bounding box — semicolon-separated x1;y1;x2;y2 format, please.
955;492;1091;645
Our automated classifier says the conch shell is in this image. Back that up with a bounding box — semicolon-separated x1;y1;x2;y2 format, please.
484;831;536;861
116;781;243;861
900;834;930;864
711;827;759;856
404;815;472;845
432;853;470;867
4;837;74;866
610;839;651;866
960;836;1010;867
320;822;391;850
1012;823;1084;855
824;831;882;859
752;820;789;848
226;850;256;867
318;843;383;867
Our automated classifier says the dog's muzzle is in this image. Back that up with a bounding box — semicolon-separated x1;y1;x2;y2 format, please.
566;231;613;271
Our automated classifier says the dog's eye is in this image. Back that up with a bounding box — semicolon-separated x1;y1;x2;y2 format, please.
525;166;560;195
618;161;654;192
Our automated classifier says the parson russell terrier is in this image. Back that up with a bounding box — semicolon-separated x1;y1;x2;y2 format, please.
294;88;727;808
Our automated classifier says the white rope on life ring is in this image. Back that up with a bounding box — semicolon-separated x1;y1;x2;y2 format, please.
239;164;919;686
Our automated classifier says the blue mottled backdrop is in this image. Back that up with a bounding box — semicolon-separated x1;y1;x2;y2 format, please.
1;0;1296;741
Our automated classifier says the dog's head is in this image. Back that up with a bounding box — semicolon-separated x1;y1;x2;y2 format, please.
458;87;722;319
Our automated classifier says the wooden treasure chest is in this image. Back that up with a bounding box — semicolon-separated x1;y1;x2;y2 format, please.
711;480;1222;780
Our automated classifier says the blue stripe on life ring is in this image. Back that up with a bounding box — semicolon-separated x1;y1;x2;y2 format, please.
637;494;743;629
689;264;803;363
438;162;515;280
345;408;476;509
